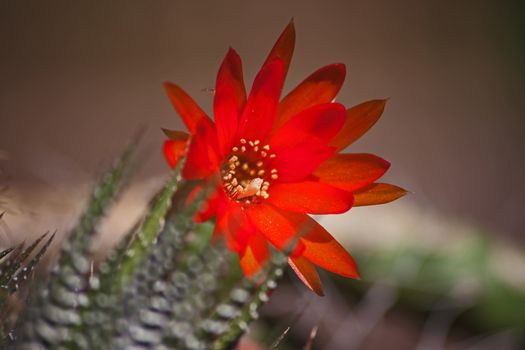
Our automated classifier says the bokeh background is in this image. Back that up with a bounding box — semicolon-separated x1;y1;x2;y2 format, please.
1;1;524;349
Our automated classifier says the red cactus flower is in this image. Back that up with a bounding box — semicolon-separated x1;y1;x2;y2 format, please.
162;21;406;295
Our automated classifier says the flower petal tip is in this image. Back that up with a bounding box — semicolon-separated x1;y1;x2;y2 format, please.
378;98;389;109
333;63;347;75
383;159;392;171
163;81;175;89
353;183;408;206
391;185;409;197
399;188;410;197
284;18;296;35
162;128;190;141
264;20;296;77
226;46;240;58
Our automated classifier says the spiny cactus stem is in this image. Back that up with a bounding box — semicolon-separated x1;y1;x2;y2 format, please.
211;256;286;350
10;143;138;348
8;233;56;294
0;247;14;261
114;167;183;291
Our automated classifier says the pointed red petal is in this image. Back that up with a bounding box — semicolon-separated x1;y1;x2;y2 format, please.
264;20;295;79
267;181;353;214
270;104;345;182
247;206;359;278
272;141;335;182
299;214;359;278
288;256;324;296
215;197;253;252
182;118;220;179
240;232;270;277
246;204;305;255
353;183;408;206
163;139;188;169
270;103;346;150
162;129;190;141
331;99;386;151
164;82;210;133
275;63;346;130
314;153;390;192
237;59;285;142
214;48;246;156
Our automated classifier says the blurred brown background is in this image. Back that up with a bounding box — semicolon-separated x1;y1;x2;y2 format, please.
2;1;525;349
1;0;524;245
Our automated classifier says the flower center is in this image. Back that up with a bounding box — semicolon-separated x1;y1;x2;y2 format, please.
221;138;278;204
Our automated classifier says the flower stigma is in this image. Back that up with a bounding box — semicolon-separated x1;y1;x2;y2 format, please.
221;138;278;204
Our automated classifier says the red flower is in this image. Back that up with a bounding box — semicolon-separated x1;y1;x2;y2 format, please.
163;21;406;295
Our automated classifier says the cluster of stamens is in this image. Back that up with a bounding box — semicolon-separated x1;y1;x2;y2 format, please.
221;138;278;204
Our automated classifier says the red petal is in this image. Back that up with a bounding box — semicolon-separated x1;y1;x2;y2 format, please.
270;103;346;150
331;99;386;151
182;118;220;179
246;204;305;256
164;82;210;133
163;139;187;169
275;63;346;129
299;215;359;278
353;183;407;206
237;59;285;142
267;181;353;214
240;232;270;277
247;206;359;278
288;256;324;296
314;153;390;192
197;189;221;222
272;141;335;182
215;197;252;252
214;48;246;156
264;20;295;79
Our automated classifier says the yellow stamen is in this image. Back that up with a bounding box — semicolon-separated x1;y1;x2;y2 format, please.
222;138;280;204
